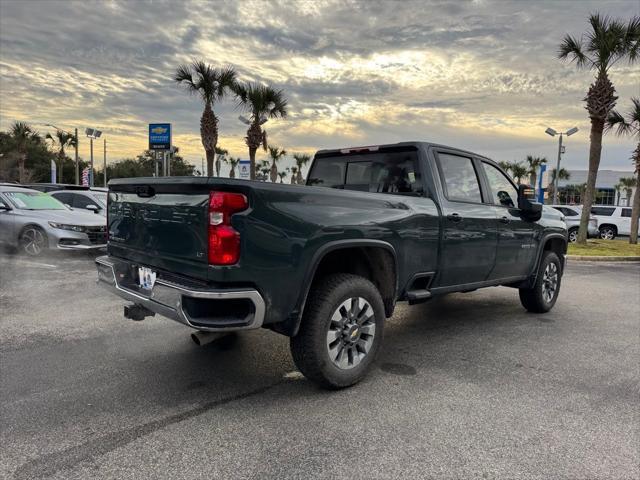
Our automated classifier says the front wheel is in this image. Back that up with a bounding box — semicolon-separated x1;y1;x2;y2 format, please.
290;273;385;389
519;251;562;313
20;226;48;256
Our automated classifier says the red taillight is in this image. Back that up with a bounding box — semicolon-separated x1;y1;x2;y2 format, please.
208;192;248;265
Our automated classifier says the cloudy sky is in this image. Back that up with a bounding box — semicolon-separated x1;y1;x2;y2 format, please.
0;0;638;176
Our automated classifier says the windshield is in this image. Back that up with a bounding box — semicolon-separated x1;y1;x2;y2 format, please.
5;191;68;210
93;192;108;207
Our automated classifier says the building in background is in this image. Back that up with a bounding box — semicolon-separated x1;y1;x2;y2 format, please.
556;170;636;206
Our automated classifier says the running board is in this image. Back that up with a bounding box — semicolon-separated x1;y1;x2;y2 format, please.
406;289;432;305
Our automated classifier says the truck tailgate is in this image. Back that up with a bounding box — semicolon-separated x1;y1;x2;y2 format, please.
107;181;210;281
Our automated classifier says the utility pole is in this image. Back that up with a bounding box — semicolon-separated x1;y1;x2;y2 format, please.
89;137;94;187
103;138;107;187
553;134;563;205
74;128;79;185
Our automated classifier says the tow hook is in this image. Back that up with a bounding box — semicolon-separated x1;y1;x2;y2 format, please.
124;303;155;321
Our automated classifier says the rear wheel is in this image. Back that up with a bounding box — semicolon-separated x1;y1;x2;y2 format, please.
20;226;47;256
290;273;385;389
599;225;616;240
519;251;562;313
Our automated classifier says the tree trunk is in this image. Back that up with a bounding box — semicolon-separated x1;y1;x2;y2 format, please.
215;157;221;177
290;174;296;184
246;123;263;181
249;147;257;180
270;161;277;183
18;153;26;183
626;190;631;207
229;166;235;179
205;149;215;177
58;151;64;183
577;118;605;244
530;173;537;189
200;103;218;177
296;169;303;185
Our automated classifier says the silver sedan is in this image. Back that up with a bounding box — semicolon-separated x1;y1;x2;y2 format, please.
0;185;107;256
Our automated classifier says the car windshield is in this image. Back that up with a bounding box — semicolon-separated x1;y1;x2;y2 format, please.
5;191;68;210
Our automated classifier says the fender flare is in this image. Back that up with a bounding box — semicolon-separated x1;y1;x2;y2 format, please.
529;232;567;280
288;239;398;336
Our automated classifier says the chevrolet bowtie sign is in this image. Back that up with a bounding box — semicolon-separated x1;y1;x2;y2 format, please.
149;123;171;150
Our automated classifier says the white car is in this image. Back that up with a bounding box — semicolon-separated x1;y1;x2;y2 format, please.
550;205;599;242
589;205;637;239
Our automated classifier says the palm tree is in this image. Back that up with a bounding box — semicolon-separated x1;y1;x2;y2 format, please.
613;182;623;205
257;160;270;181
558;13;639;243
226;157;240;179
606;97;640;243
10;121;40;183
267;145;286;183
293;153;311;185
509;162;528;185
214;146;228;177
547;168;571;202
174;60;237;177
45;129;76;183
498;161;512;173
525;155;547;189
277;170;288;183
618;177;636;207
290;166;298;184
235;82;287;180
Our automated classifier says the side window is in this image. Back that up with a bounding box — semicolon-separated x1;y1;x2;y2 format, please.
52;192;73;206
0;195;9;208
591;207;615;216
563;208;579;217
621;208;632;218
482;162;518;208
72;194;95;209
437;153;482;203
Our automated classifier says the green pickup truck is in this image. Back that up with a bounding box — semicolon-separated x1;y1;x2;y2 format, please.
96;141;567;388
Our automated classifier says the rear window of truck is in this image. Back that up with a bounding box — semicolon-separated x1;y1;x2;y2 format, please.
307;148;422;196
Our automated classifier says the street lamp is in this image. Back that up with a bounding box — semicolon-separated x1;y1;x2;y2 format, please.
545;126;578;204
45;123;79;185
85;128;102;187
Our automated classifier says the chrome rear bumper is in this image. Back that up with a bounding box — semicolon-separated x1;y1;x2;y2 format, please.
95;256;265;332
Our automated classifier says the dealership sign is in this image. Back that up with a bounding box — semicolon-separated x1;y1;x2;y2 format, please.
149;123;171;150
238;160;250;180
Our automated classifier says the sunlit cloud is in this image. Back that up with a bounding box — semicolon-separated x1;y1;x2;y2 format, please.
0;0;638;174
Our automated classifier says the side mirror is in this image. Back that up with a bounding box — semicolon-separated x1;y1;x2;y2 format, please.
0;204;11;211
86;204;100;213
518;184;542;221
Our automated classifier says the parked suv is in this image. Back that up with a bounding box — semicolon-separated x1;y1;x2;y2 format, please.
550;205;598;242
589;205;637;239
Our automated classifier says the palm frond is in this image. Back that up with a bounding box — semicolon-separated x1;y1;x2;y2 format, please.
558;34;590;68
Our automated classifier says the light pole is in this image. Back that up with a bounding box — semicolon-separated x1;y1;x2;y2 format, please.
45;123;80;184
103;138;107;187
545;126;578;204
85;128;102;187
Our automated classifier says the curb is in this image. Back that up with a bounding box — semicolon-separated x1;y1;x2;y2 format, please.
566;255;640;262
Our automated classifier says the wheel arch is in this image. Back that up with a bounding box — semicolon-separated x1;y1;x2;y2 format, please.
285;240;398;337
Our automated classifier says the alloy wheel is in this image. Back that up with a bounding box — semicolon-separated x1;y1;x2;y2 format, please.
541;262;558;304
21;228;45;256
326;297;376;370
600;228;614;240
568;230;578;243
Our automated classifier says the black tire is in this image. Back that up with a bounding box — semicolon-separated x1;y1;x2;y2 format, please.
19;226;48;256
290;273;385;389
599;225;616;240
568;227;578;243
519;251;562;313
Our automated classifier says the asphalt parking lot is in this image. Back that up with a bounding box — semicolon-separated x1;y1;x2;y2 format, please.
1;252;638;479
